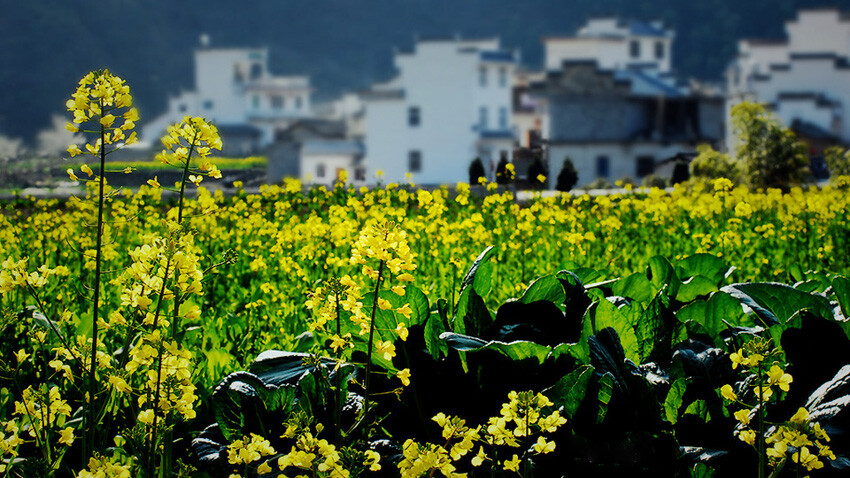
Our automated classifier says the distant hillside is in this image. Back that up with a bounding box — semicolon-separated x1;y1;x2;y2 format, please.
0;0;841;144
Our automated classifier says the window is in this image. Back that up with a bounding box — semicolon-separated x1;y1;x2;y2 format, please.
250;63;263;79
202;100;214;110
408;150;422;172
295;96;303;110
316;163;326;178
654;41;665;60
636;156;655;177
271;95;283;109
595;156;610;178
178;104;187;113
233;66;244;83
498;106;508;129
479;66;487;87
479;106;488;129
629;40;640;58
408;106;420;127
252;95;259;109
498;67;507;87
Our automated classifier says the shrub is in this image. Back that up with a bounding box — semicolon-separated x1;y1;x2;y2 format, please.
825;146;850;180
527;154;548;189
555;157;578;192
641;174;668;189
468;157;486;184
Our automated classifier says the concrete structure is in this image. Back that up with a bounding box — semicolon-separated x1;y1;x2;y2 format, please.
143;43;313;155
361;37;518;184
543;18;675;76
726;9;850;157
531;18;723;187
266;119;365;186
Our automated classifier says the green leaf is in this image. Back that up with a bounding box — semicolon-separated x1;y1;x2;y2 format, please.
664;378;688;424
684;399;710;422
592;299;641;363
355;286;430;372
676;253;733;286
551;340;590;364
721;282;833;325
676;276;719;303
440;332;552;364
597;372;615;424
647;256;682;298
833;276;850;319
425;300;450;360
690;463;717;478
454;247;496;336
612;272;653;303
543;365;594;419
676;291;748;337
519;274;565;305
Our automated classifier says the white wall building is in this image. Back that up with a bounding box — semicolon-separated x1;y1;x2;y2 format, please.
543;18;674;76
531;18;722;188
726;9;850;152
361;37;518;184
143;44;313;154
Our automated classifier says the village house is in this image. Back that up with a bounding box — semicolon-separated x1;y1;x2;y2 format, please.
142;37;314;156
361;36;519;184
529;18;724;187
726;8;850;177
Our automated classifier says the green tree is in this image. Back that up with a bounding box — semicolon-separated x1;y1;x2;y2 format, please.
825;146;850;180
555;157;578;192
690;143;740;182
731;101;809;190
468;157;486;184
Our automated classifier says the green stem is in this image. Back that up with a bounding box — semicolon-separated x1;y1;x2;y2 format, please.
85;99;107;462
334;290;343;446
363;259;385;439
757;362;765;478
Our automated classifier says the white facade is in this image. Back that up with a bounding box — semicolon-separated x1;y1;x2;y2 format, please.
543;18;674;74
143;46;313;150
726;8;850;151
549;142;697;187
362;37;518;184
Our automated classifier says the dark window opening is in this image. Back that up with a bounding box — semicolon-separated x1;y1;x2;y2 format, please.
596;156;610;178
636;156;655;177
271;95;283;109
316;163;325;178
408;106;420;127
202;100;214;110
250;63;263;80
408;150;422;172
629;40;640;58
654;41;665;60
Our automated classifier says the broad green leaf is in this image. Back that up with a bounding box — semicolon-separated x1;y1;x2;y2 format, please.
597;372;615;424
677;276;719;303
676;253;733;286
592;299;640;363
543;365;594;419
440;332;552;364
676;291;747;337
551;340;590;364
647;256;682;298
833;276;850;319
455;247;496;336
684;399;710;422
425;300;450;360
664;378;688;424
721;282;833;325
519;274;565;305
613;272;653;303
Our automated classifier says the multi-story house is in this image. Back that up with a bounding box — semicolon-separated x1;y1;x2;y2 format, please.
361;37;518;184
143;41;313;155
530;18;723;187
726;8;850;174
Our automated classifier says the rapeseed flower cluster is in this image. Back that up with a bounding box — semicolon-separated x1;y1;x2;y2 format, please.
64;70;138;166
75;453;132;478
764;408;834;475
398;391;565;476
154;116;223;185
